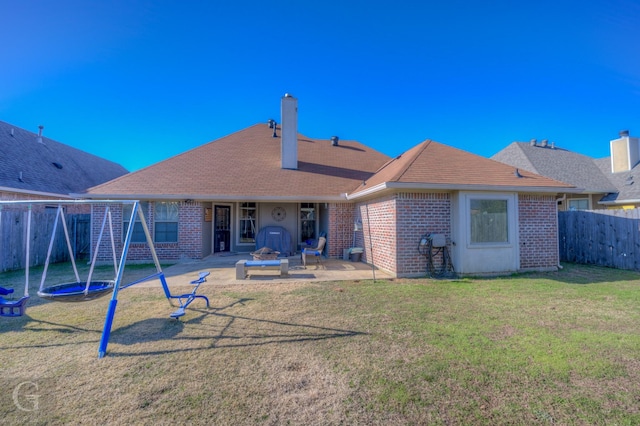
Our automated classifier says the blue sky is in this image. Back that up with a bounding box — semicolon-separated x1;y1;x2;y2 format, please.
2;0;639;172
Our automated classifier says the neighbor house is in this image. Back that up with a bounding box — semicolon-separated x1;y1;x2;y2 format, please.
0;120;128;201
80;95;575;277
492;131;640;210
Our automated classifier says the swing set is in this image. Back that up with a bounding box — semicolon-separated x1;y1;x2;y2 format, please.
0;200;210;358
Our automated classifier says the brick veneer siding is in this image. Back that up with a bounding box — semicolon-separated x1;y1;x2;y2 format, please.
327;202;355;258
518;194;559;270
395;193;451;277
92;201;203;263
354;192;451;277
356;195;397;273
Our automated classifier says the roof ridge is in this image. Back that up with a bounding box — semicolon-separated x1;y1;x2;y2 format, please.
388;140;432;182
367;139;431;181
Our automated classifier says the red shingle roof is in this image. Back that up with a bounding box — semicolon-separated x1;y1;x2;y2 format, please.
84;127;574;201
348;140;574;198
84;124;390;200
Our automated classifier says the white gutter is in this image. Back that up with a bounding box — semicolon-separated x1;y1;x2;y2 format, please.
71;193;350;202
345;182;581;200
0;186;74;199
599;198;640;206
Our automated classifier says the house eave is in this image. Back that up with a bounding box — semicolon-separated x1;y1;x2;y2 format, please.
598;198;640;206
0;186;74;199
346;182;579;200
73;193;349;202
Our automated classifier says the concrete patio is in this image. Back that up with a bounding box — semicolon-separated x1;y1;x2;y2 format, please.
152;252;394;289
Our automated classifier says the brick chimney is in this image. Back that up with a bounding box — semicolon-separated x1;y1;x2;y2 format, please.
610;130;640;173
280;93;298;170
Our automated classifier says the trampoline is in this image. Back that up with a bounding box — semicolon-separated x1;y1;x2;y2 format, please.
37;281;115;303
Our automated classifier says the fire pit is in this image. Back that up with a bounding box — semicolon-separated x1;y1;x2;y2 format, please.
250;247;280;261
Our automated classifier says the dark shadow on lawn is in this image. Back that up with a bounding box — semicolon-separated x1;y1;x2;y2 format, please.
106;297;367;358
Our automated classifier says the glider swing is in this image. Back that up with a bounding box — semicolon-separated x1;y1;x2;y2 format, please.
0;200;210;357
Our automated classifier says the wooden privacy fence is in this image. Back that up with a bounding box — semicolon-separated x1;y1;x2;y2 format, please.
558;209;640;271
0;210;90;272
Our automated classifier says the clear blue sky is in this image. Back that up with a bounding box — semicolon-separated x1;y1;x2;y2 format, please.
2;0;639;172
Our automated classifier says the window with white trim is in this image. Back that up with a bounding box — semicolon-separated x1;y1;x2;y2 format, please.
568;198;589;211
470;198;508;244
239;202;256;244
155;202;179;243
122;202;149;243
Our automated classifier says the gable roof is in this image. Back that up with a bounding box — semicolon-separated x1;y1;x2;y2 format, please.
593;157;640;204
348;140;574;199
491;142;617;193
83;124;391;201
0;120;128;198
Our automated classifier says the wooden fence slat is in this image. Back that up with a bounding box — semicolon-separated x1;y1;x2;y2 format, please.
559;210;640;272
1;211;90;272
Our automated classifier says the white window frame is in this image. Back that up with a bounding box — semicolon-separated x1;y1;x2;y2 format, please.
467;195;512;247
122;201;149;243
154;202;179;243
568;198;589;211
238;202;257;245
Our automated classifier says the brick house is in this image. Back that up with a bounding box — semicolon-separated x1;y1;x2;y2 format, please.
81;95;574;277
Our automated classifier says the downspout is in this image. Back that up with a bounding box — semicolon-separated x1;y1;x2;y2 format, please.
556;195;564;270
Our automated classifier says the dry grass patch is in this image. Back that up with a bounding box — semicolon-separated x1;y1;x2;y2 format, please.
1;262;640;424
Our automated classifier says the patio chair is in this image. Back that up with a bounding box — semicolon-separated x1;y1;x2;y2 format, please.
302;237;326;268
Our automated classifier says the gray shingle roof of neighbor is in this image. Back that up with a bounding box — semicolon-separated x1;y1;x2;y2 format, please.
0;120;128;197
593;157;640;203
491;142;617;193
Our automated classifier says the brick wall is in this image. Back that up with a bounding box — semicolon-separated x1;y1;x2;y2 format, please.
518;194;559;270
356;195;398;273
92;201;203;263
395;192;451;277
353;192;451;277
326;202;355;258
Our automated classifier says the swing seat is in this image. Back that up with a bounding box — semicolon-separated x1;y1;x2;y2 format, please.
0;296;30;317
38;281;115;303
170;307;186;318
0;286;14;296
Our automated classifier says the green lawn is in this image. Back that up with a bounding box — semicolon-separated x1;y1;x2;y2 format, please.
1;262;639;424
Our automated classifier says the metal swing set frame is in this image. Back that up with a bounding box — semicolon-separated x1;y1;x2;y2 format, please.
0;200;209;358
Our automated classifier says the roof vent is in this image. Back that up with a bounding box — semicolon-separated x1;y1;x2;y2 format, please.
514;168;523;178
52;162;63;169
10;128;14;137
331;136;339;146
551;141;555;149
530;139;536;146
272;122;278;138
268;119;276;128
620;130;630;137
540;139;548;148
18;171;24;182
36;125;44;144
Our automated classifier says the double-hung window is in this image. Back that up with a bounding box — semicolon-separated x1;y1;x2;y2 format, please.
155;202;179;243
122;202;149;243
